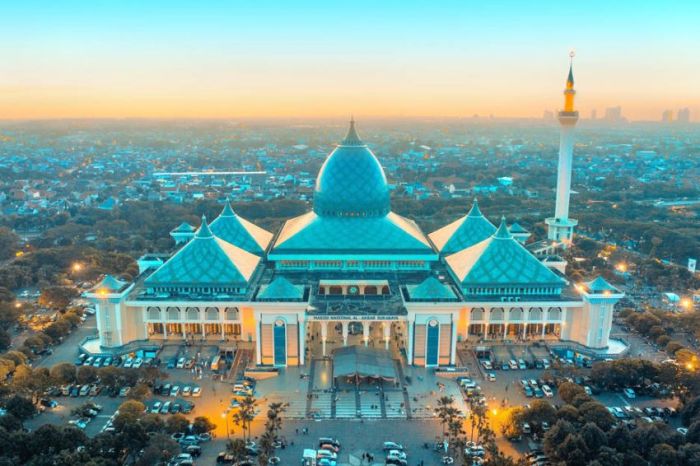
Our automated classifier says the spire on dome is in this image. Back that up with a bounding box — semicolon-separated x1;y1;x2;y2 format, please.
567;63;574;89
220;202;235;217
196;216;214;239
341;117;363;145
494;216;512;239
467;198;483;217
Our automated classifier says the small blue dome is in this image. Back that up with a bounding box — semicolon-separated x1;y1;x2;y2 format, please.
313;120;390;217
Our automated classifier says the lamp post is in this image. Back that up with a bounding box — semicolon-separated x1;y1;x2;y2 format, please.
222;409;230;439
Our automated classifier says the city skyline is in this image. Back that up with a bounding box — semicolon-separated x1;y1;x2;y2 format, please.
1;1;699;121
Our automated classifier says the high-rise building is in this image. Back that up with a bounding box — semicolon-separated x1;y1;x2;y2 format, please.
590;109;597;120
604;106;623;122
678;107;691;123
662;110;673;122
545;57;578;248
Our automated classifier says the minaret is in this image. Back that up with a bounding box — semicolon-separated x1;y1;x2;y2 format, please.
546;52;579;248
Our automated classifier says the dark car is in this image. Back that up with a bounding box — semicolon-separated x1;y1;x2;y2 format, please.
112;356;122;367
185;445;201;457
216;452;234;464
170;403;181;414
181;402;193;414
167;359;177;369
70;386;80;397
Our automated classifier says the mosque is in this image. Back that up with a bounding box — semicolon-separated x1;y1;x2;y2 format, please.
86;63;624;367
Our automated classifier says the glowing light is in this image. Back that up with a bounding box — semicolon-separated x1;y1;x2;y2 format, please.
97;288;109;297
575;284;584;292
686;363;694;371
681;298;692;310
72;263;83;272
15;251;24;257
14;302;21;308
616;263;627;273
491;409;498;416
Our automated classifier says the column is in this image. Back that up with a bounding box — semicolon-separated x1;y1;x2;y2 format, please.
362;322;369;347
503;309;509;340
202;323;206;339
342;321;349;346
221;322;226;340
183;324;187;341
484;308;490;340
321;321;328;357
541;318;546;338
407;321;414;364
383;322;391;350
255;321;262;365
163;321;168;339
299;320;306;366
450;318;458;365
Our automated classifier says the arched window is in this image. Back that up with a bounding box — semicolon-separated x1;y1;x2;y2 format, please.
489;308;504;321
147;307;161;320
547;307;562;321
186;307;200;320
470;308;484;321
166;307;181;320
364;285;378;295
509;307;524;321
328;286;343;295
381;285;390;295
225;307;239;321
205;307;219;321
528;307;543;321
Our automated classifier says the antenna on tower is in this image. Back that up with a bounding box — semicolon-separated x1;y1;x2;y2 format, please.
569;49;576;64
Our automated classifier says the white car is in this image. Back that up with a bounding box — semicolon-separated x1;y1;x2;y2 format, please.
176;357;186;369
316;449;337;460
123;358;133;368
191;386;202;397
487;372;496;382
132;358;143;369
623;388;636;399
387;450;407;460
508;360;518;370
383;442;404;451
541;385;554;398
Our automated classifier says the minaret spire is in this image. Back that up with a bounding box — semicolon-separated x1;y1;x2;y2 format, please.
545;52;579;249
341;116;363;145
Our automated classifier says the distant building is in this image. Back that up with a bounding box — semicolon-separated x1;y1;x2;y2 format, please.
678;107;691;123
590;109;597;120
662;109;673;122
604;106;623;122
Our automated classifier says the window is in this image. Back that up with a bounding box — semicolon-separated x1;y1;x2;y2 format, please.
426;320;439;366
273;320;286;366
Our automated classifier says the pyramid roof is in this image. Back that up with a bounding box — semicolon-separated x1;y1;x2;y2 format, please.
209;202;273;255
406;277;457;301
429;199;497;254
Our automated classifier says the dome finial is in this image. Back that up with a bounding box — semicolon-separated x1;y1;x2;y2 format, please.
342;116;363;145
494;216;512;239
468;197;483;217
196;215;214;239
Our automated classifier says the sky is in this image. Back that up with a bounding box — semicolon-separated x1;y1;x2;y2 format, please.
1;1;699;121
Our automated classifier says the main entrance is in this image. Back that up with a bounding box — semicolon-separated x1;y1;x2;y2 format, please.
305;319;407;360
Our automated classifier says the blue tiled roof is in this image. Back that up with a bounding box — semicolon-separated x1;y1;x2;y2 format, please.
272;211;434;255
171;222;195;233
258;276;304;300
406;277;457;301
146;217;260;288
209;203;272;255
430;199;497;254
585;276;619;293
313;121;390;218
447;218;566;287
94;275;128;292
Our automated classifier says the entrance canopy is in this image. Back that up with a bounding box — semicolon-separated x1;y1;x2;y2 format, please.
332;345;396;381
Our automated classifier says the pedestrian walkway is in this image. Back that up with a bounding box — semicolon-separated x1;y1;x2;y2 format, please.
359;390;382;419
334;390;357;418
383;391;407;419
309;392;332;418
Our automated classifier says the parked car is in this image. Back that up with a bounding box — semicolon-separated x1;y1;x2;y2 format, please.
176;357;186;369
150;401;162;414
382;441;402;451
623;388;636;399
182;385;192;396
542;385;554;398
191;386;202;397
170;385;180;397
508;360;518;370
161;401;171;414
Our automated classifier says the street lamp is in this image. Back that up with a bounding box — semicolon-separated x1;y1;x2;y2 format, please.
222;410;230;439
72;263;83;272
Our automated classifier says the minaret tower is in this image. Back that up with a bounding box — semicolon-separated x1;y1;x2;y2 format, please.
546;52;579;248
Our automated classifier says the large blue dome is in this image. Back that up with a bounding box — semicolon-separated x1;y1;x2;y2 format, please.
313;120;390;217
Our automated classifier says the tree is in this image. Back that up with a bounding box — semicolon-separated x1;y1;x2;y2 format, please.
543;420;575;457
580;422;607;453
650;443;678;466
127;382;151;401
191;416;216;434
38;286;79;309
436;395;456;436
135;433;178;466
1;351;27;367
232;395;257;442
0;330;10;351
0;358;15;380
501;406;525;439
578;401;615;431
50;362;77;384
555;433;588;466
227;438;248;462
4;395;36;421
139;413;165;433
76;365;98;385
12;365;50;403
0;228;20;261
113;400;145;431
166;414;189;434
558;382;587;404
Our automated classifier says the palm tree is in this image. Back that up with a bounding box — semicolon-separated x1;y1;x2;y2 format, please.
232;395;257;442
436;395;455;436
